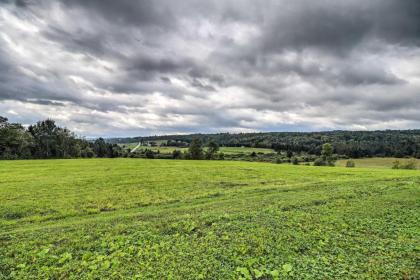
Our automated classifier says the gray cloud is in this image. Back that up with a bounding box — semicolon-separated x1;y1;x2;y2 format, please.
0;0;419;137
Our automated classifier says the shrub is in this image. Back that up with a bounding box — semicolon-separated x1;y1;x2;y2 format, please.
393;159;417;170
402;159;417;170
183;151;191;160
346;160;355;168
313;157;335;167
392;160;400;169
218;152;225;160
292;157;299;165
144;149;154;159
313;158;325;166
172;150;182;159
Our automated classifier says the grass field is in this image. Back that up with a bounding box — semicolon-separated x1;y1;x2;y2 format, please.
336;157;420;169
1;159;419;279
121;144;189;153
120;144;275;154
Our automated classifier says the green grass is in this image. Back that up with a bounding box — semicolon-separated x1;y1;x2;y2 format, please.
122;145;189;153
219;147;275;154
120;144;275;154
0;159;419;279
336;157;420;169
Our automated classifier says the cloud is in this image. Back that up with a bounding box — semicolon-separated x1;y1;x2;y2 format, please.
0;0;419;137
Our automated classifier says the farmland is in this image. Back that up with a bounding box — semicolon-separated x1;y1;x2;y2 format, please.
119;143;275;155
336;157;420;169
1;159;419;279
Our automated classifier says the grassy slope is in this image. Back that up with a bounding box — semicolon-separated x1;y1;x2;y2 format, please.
0;159;419;279
336;157;420;169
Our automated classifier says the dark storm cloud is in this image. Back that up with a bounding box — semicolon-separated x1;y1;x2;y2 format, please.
258;0;420;54
43;26;110;57
0;0;419;136
62;0;176;29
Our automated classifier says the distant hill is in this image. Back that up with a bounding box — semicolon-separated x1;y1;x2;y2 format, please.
108;130;420;158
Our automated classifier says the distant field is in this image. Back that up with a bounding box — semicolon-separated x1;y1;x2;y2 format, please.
120;144;189;153
336;157;420;169
120;143;275;154
219;147;275;154
1;159;419;279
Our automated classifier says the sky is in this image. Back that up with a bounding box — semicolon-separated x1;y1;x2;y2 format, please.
0;0;419;137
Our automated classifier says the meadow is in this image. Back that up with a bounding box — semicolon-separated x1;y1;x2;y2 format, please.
336;157;420;169
119;144;275;155
0;159;419;279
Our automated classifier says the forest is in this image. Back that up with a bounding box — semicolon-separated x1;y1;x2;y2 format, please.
0;116;122;159
111;130;420;159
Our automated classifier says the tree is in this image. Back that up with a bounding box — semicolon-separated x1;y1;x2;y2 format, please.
321;143;335;166
188;138;203;160
321;143;332;159
81;146;95;158
93;138;109;158
1;116;127;159
1;116;33;159
312;143;335;166
28;119;59;158
0;116;8;127
205;141;219;159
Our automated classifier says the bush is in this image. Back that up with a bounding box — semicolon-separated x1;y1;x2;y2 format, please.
313;158;325;166
172;150;182;159
391;160;400;169
393;159;417;170
313;157;335;167
183;151;191;160
291;157;299;165
345;160;355;168
144;149;154;159
402;160;417;169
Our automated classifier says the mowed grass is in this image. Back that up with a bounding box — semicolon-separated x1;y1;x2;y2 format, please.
0;159;419;279
121;144;189;153
336;157;420;169
120;144;275;154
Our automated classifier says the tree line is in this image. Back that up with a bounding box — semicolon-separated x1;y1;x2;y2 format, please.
2;115;419;160
0;116;123;159
113;130;420;159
